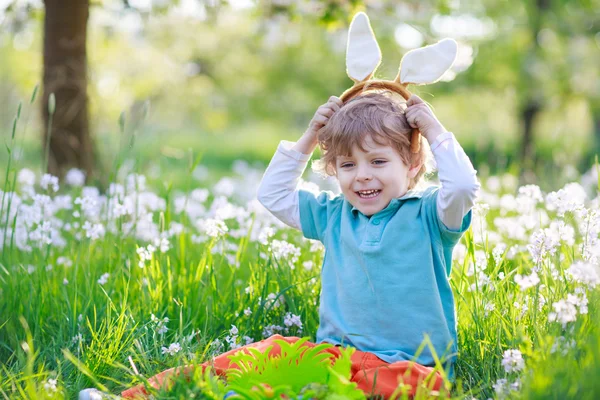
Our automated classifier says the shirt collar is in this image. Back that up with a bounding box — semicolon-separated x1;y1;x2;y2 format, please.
350;188;426;216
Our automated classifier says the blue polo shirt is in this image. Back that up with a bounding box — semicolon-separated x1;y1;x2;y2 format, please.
298;185;471;376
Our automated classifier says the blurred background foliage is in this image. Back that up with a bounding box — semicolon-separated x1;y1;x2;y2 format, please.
0;0;598;191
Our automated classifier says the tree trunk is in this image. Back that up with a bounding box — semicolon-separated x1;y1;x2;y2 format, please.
519;101;541;185
42;0;94;180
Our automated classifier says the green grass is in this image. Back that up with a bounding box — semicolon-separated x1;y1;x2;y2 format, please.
1;97;600;399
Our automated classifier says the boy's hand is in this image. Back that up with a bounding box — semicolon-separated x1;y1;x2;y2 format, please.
405;95;446;141
305;96;343;138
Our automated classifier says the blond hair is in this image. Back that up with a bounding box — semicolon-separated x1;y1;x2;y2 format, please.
313;91;431;190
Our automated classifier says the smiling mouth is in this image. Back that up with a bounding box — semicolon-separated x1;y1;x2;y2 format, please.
356;189;381;199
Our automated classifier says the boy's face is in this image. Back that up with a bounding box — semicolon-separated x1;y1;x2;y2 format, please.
335;135;420;217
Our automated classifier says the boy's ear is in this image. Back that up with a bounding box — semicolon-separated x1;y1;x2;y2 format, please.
408;160;422;179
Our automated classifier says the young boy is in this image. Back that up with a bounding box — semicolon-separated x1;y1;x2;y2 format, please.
254;91;479;397
82;91;478;400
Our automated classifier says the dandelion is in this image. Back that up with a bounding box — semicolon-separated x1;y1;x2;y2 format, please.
161;342;181;356
501;349;525;373
97;273;110;285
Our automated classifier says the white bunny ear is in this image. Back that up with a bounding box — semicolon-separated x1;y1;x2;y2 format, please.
346;12;382;82
398;38;458;85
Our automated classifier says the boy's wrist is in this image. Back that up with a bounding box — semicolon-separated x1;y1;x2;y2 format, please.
292;131;319;155
424;124;446;143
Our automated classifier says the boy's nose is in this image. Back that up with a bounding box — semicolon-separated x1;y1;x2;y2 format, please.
356;167;373;181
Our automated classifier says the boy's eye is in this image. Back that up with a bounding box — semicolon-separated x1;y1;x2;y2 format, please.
340;163;354;168
372;160;387;165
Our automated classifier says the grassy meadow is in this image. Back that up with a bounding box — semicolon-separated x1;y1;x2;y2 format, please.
1;93;600;400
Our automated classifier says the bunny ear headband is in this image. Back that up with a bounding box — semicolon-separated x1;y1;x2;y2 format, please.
340;12;458;153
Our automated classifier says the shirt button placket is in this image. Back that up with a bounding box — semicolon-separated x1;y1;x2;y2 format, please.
365;218;383;243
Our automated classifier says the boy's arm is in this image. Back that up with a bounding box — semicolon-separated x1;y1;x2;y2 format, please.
428;132;480;230
257;96;342;231
256;140;313;231
405;94;480;231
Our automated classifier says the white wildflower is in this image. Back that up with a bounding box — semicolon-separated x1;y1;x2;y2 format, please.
44;378;58;393
97;273;110;285
229;325;239;336
514;271;540;291
545;183;586;216
258;226;275;245
270;239;301;264
566;261;600;288
548;298;578;327
197;218;228;238
71;333;83;345
527;229;560;264
82;221;105;241
484;302;495;317
151;314;169;334
192;165;209;181
262;324;284;338
213;177;236;197
17;168;36;187
302;261;314;271
40;174;59;193
283;312;303;331
161;342;181;356
153;237;170;253
65;168;86;186
243;307;252;316
501;349;525;373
